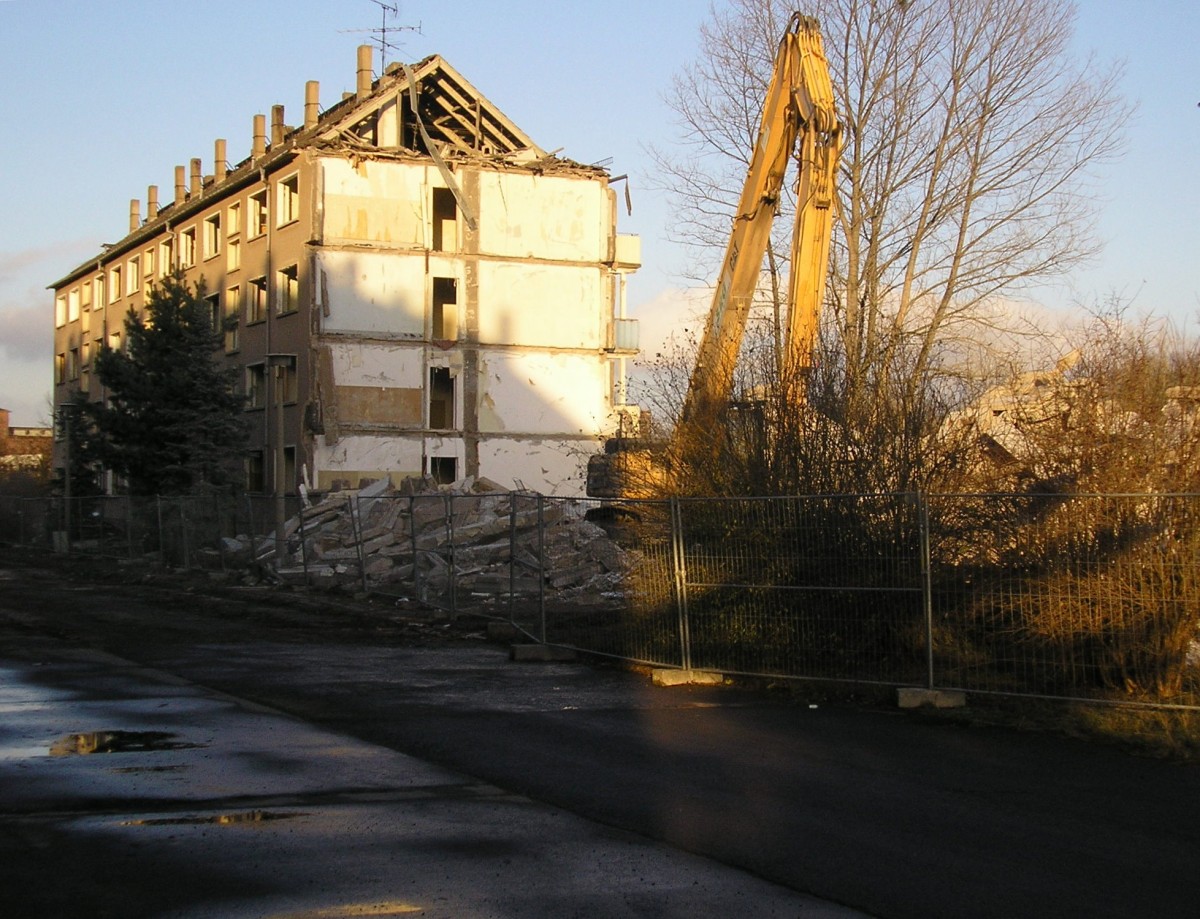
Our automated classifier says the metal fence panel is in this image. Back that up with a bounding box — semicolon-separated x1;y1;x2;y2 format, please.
4;488;1198;710
673;495;927;683
929;493;1200;706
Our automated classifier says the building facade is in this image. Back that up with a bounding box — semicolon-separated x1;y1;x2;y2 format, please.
50;47;640;496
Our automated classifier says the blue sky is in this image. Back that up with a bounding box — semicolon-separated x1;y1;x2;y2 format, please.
0;0;1196;426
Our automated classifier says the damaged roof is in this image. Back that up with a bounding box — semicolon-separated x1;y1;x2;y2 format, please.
51;52;607;288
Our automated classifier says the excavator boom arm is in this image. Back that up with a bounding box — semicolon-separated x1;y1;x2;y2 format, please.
677;13;840;438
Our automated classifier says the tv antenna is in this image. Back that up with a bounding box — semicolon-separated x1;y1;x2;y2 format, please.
341;1;422;70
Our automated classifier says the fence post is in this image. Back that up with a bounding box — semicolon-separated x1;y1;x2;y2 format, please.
669;497;693;671
919;492;935;691
447;493;457;614
179;496;190;569
409;495;420;603
347;493;368;594
508;494;517;621
537;495;546;642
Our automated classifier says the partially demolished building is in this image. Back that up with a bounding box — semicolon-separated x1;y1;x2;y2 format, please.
50;46;641;495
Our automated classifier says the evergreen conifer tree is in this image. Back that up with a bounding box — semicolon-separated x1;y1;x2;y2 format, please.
86;274;247;495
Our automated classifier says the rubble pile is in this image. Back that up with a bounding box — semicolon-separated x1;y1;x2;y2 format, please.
268;476;634;607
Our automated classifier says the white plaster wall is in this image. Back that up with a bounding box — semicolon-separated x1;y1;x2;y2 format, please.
320;158;426;247
477;351;612;436
478;261;602;349
477;172;606;262
319;250;427;336
477;439;592;495
325;340;427;388
315;434;425;478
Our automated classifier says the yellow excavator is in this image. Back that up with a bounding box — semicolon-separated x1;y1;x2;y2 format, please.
588;12;842;498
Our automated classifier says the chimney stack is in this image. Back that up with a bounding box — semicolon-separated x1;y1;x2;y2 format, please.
305;80;320;129
357;45;373;100
129;199;140;232
253;113;267;159
271;104;286;145
214;139;227;182
147;185;159;218
174;165;186;204
189;157;202;197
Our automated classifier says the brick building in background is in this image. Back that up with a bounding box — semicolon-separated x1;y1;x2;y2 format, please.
49;46;640;496
0;408;52;476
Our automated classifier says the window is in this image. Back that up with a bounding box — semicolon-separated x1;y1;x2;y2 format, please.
93;276;106;309
203;213;221;260
246;450;266;493
224;286;240;352
55;352;66;383
227;201;241;236
429;456;457;484
109;266;123;302
431;277;457;340
179;227;196;268
204;293;221;346
282;446;297;494
81;340;92;366
273;357;298;404
249;190;268;237
157;239;174;277
276;264;299;315
429;367;454;429
55;295;66;328
432;187;457;252
277;174;299;226
246;363;266;408
226;236;241;271
81;282;92;310
68;288;81;323
127;257;140;294
248;276;267;322
143;248;154;277
108;330;121;351
67;348;80;381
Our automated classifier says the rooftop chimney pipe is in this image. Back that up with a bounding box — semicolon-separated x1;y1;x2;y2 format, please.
129;199;140;232
305;81;320;129
356;45;373;100
147;185;159;218
174;166;186;204
271;105;286;145
253;114;267;160
189;158;202;197
214;139;227;182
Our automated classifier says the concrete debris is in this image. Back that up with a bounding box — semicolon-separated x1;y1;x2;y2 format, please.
222;477;635;607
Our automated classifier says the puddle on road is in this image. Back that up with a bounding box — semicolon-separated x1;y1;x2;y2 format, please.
49;730;203;756
123;809;307;826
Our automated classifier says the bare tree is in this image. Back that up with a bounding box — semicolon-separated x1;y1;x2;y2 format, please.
651;0;1130;421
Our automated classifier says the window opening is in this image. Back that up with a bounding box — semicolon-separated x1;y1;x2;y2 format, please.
203;213;222;259
431;277;457;340
277;174;299;226
249;190;268;237
224;286;240;352
429;456;457;484
431;187;457;252
429;367;454;430
276;264;299;315
179;228;196;268
246;363;266;409
246;451;266;493
248;276;268;323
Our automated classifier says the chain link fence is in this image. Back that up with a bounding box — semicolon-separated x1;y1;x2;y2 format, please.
2;489;1198;709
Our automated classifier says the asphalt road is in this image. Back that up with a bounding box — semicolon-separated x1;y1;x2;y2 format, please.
2;551;1198;918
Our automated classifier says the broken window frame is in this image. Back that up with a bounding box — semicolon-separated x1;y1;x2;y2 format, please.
275;264;299;316
276;173;300;227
